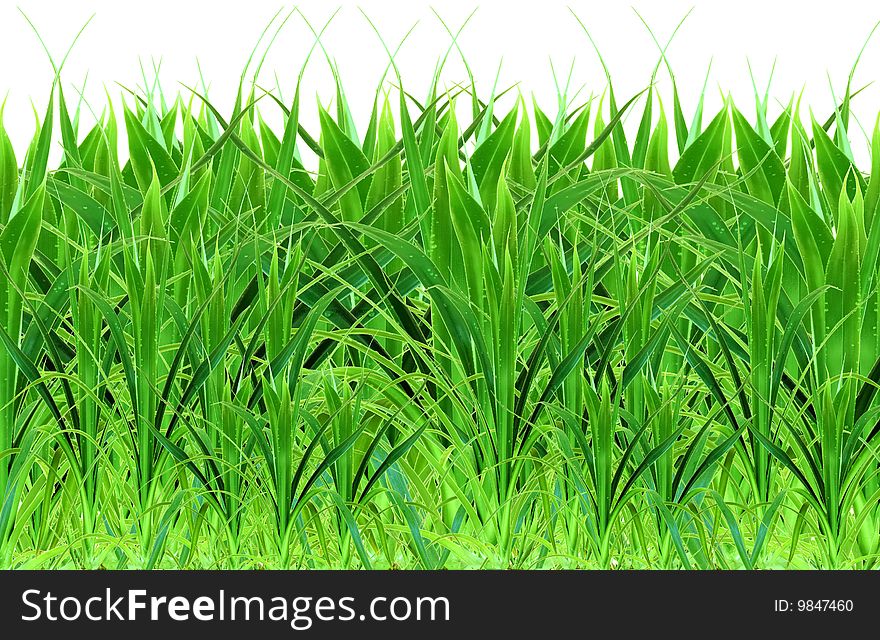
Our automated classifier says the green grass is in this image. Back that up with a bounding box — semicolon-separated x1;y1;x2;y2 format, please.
1;11;880;569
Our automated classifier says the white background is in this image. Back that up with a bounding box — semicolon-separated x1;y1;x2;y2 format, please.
1;0;879;162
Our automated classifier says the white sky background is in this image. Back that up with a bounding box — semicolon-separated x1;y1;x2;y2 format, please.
1;0;879;165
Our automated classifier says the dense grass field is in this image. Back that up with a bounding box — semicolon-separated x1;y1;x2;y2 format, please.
2;16;880;569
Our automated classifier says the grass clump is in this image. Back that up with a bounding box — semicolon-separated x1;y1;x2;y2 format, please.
1;11;880;569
